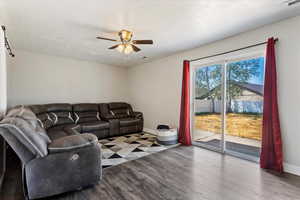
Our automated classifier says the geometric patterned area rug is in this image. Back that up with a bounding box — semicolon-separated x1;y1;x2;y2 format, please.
99;132;179;169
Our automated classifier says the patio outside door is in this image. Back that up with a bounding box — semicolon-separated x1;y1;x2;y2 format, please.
191;55;265;161
192;62;224;152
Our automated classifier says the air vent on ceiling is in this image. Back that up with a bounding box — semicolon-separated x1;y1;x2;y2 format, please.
286;0;300;6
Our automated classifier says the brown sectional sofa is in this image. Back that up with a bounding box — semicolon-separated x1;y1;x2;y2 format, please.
0;102;143;199
28;102;144;140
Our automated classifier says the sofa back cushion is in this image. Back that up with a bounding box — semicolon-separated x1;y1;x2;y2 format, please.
29;105;54;130
2;106;51;157
45;104;74;126
72;104;100;124
108;102;133;119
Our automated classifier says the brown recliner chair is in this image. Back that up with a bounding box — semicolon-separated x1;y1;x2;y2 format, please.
72;103;110;139
29;104;81;140
99;102;143;136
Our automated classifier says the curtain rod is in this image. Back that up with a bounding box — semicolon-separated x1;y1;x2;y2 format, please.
189;38;278;62
1;25;15;57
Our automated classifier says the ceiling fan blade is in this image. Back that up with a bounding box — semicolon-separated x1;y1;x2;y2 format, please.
132;40;153;45
108;44;119;49
131;44;141;52
96;36;117;42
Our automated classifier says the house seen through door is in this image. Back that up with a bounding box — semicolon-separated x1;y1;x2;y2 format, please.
192;54;265;161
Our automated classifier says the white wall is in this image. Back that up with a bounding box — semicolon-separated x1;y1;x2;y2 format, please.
7;50;129;107
128;16;300;174
0;24;7;115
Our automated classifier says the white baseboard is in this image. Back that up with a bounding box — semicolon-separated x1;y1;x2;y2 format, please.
142;130;300;177
143;128;157;135
284;163;300;176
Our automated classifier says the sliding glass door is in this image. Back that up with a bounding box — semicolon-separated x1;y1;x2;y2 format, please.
224;57;264;160
192;62;224;152
192;55;265;161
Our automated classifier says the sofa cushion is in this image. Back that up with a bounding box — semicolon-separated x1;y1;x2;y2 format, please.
108;102;129;110
47;124;77;131
49;112;74;126
45;104;74;126
45;103;72;113
48;133;98;153
3;106;51;157
28;105;54;130
36;113;54;129
119;118;141;127
110;109;130;119
73;104;100;124
63;124;81;135
47;130;71;140
47;124;80;140
6;106;51;144
28;104;47;115
109;102;133;119
80;121;109;132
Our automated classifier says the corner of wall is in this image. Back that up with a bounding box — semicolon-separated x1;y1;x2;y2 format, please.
0;25;7;114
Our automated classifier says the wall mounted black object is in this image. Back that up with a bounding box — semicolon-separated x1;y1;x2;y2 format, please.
1;25;15;57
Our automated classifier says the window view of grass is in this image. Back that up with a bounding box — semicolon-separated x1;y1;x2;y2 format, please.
194;57;265;144
195;113;262;141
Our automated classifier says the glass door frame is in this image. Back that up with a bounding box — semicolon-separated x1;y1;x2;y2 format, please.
190;51;265;162
190;59;227;154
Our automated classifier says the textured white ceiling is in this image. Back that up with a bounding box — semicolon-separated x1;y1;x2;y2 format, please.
1;0;300;67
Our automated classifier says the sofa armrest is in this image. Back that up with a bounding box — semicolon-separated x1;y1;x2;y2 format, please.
25;136;101;199
48;133;98;153
133;111;143;119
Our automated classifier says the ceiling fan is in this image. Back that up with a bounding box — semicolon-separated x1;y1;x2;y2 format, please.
96;29;153;54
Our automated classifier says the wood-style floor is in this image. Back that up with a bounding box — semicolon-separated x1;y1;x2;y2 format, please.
1;146;300;200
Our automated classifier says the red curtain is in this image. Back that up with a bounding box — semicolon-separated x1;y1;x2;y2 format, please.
260;38;283;173
179;60;192;146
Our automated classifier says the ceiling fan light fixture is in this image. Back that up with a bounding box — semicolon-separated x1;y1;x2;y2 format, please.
120;30;133;42
124;44;133;54
115;44;134;54
97;29;153;55
116;44;125;53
